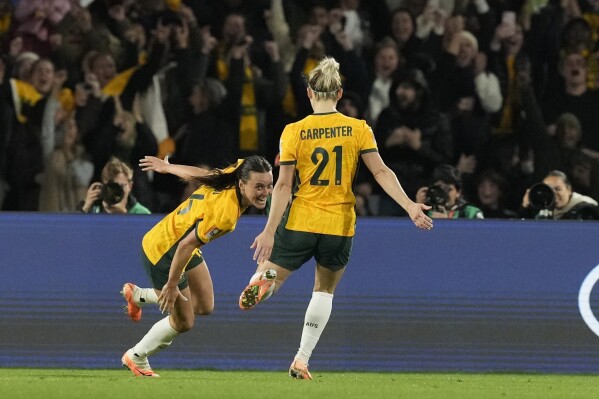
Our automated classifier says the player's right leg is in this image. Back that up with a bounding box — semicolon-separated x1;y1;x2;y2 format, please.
289;263;346;379
121;251;164;322
185;260;215;315
288;358;312;380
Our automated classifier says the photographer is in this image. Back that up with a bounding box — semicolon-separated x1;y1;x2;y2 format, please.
416;164;484;219
80;158;150;214
520;170;599;220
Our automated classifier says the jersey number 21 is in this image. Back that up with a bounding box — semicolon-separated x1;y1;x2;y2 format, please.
310;146;342;186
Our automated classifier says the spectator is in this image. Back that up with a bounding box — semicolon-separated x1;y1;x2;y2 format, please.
474;169;517;219
2;58;68;211
13;0;71;57
337;89;365;118
51;2;140;86
212;13;287;157
3;0;599;219
415;163;484;219
389;7;441;65
415;0;448;45
525;107;599;192
38;117;93;212
365;37;403;125
375;68;453;215
264;0;297;74
79;157;150;214
289;8;371;119
77;20;171;182
160;6;210;136
287;23;327;118
569;151;599;202
454;0;494;54
10;50;40;81
434;29;502;171
523;0;579;98
174;75;240;169
480;34;539;209
330;0;373;56
542;51;599;156
559;17;599;89
488;22;529;138
520;170;599;220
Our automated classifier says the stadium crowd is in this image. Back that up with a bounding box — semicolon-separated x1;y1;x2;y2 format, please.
1;0;599;219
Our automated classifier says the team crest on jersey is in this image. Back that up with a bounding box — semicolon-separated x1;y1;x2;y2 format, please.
206;228;221;239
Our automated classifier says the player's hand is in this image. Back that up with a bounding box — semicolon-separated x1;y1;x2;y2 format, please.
140;155;170;174
407;201;433;230
251;230;275;263
158;283;188;314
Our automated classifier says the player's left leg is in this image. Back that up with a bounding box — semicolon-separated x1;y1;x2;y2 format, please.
289;264;345;380
239;261;291;310
123;286;194;377
240;227;316;310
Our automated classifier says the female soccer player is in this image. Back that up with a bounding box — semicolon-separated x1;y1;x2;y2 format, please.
121;155;273;377
239;57;433;379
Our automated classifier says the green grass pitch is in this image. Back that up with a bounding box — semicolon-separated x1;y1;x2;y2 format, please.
1;369;598;399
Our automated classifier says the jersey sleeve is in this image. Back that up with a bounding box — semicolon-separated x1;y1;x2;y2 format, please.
358;120;378;154
194;192;237;244
195;216;234;244
278;124;297;165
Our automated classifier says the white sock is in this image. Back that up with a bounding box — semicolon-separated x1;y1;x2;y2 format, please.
133;316;179;358
134;287;158;305
295;291;333;364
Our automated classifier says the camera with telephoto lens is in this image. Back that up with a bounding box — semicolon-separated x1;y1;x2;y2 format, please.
101;182;125;206
425;184;449;212
528;182;555;219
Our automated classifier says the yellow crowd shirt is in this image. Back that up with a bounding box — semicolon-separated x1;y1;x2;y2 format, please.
142;185;246;266
279;112;378;236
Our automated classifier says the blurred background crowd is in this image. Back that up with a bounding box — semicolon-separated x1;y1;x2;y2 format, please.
1;0;599;219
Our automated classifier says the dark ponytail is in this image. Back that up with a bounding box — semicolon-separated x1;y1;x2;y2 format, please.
188;155;272;190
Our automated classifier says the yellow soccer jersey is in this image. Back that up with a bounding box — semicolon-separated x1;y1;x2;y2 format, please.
142;185;246;266
279;111;378;236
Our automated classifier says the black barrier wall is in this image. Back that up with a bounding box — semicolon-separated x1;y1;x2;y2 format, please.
1;213;599;373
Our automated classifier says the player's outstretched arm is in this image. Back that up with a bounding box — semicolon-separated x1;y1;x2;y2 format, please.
361;152;433;230
139;155;210;179
251;164;294;263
